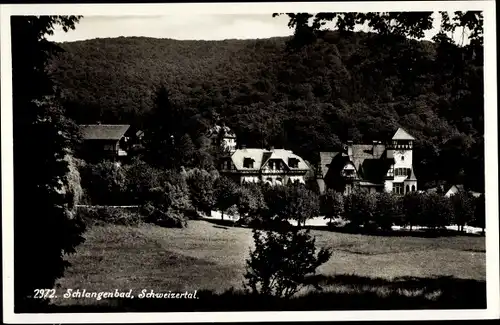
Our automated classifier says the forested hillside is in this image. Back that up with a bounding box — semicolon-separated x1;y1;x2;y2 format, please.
48;31;484;191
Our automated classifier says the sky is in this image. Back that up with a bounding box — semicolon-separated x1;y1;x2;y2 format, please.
45;12;469;44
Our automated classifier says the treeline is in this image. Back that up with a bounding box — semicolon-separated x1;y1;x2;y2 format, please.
78;160;485;234
49;31;484;191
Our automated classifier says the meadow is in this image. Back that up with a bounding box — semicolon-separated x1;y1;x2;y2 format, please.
49;219;486;311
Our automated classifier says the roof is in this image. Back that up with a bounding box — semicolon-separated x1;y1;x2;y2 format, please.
349;144;386;171
392;128;415;140
230;148;309;171
319;152;340;178
408;167;417;180
80;124;130;141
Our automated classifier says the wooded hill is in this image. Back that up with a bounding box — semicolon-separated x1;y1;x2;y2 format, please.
48;31;484;191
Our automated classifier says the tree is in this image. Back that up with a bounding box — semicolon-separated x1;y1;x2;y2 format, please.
185;168;217;215
274;12;483;49
282;185;320;227
244;228;331;298
321;189;344;223
123;158;164;204
143;84;178;168
472;194;485;234
343;191;377;230
450;191;475;232
422;193;453;230
402;192;425;230
175;134;197;168
237;183;268;225
214;176;240;220
373;192;400;231
11;15;84;311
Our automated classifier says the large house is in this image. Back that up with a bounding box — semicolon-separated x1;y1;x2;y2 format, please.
79;124;131;162
317;128;418;195
219;146;311;185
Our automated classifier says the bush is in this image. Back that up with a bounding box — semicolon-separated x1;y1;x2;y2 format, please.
78;206;143;226
244;228;331;298
140;203;187;228
80;160;127;205
123;158;164;205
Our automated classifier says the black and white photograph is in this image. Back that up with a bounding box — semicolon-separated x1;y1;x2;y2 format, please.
1;1;498;323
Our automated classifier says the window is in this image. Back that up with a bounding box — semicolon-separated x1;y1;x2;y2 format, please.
243;158;254;168
411;185;416;192
392;183;403;195
401;155;405;161
406;185;410;194
288;158;299;168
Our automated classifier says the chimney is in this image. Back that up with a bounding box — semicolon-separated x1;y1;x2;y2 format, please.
346;140;353;156
241;144;246;149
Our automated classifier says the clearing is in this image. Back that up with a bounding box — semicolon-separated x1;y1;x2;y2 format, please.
52;220;485;307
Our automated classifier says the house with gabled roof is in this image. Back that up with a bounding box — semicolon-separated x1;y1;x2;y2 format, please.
219;145;310;185
79;124;131;162
317;128;418;195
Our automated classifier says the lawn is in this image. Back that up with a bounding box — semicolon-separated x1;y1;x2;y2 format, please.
51;220;486;310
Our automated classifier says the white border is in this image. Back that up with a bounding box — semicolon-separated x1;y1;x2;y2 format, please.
1;1;498;323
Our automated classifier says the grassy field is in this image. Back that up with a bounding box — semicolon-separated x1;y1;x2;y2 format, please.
50;220;486;310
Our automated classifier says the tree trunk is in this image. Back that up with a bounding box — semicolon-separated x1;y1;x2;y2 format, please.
221;210;224;220
410;224;412;232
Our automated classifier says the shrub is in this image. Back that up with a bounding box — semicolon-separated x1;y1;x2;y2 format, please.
78;206;143;226
80;160;127;205
244;228;332;298
140;203;187;228
123;158;164;204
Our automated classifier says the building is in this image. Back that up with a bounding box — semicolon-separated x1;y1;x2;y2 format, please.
219;146;310;185
442;184;482;198
206;124;237;153
317;128;418;195
79;124;131;162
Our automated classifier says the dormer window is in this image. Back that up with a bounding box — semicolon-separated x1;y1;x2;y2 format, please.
288;158;299;168
243;158;254;168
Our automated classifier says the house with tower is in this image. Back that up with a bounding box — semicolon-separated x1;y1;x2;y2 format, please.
317;128;418;195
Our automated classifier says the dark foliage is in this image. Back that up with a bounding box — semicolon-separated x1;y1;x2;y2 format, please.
244;228;331;298
49;20;484;190
11;15;86;312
